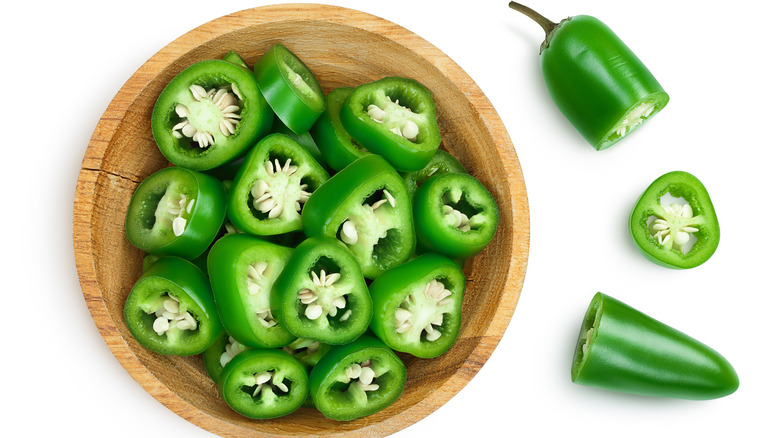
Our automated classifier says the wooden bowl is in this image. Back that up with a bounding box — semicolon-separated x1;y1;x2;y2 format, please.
73;4;529;437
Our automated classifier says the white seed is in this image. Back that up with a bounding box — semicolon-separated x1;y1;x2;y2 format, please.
332;295;346;309
268;204;284;219
232;83;243;100
265;160;275;175
395;308;412;323
346;363;362;380
189;84;208;100
359;366;375;386
402;120;419;141
340;220;359;245
682;226;699;233
172;217;187;236
682;203;693;218
275;381;289;392
383;189;396;208
305;304;323;320
367;104;385;122
371;199;388;210
362;384;380;391
181;123;197;138
426;328;442;342
674;231;691;246
324;273;341;287
153;317;169;335
175;104;189;118
339;310;352;322
163;299;179;314
257;198;277;213
255;372;272;386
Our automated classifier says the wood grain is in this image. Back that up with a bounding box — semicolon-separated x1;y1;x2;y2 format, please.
72;4;530;437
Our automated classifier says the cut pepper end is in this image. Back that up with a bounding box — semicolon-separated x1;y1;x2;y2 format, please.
571;292;604;382
595;92;670;151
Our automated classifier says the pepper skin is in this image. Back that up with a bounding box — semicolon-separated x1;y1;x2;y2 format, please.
309;335;406;421
572;292;739;399
629;171;719;269
152;59;274;170
125;167;226;260
124;257;221;356
509;3;669;150
341;77;441;171
219;349;309;419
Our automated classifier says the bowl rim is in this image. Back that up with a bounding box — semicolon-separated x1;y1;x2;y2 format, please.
73;3;530;437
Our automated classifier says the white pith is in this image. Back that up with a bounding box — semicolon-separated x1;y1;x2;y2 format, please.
297;269;351;322
366;96;423;142
220;336;248;368
612;102;655;138
251;158;312;220
394;279;454;342
151;293;197;336
248;370;289;398
246;260;278;328
171;83;243;148
339;189;396;246
342;360;380;392
649;202;700;252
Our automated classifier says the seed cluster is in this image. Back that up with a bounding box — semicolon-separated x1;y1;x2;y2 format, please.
248;370;289;398
442;205;473;232
340;189;396;245
251;158;312;219
166;193;194;237
343;360;380;392
246;260;278;328
395;279;454;342
297;270;350;321
366;96;420;142
172;83;243;148
614;102;655;138
650;203;699;248
151;293;198;335
220;336;248;368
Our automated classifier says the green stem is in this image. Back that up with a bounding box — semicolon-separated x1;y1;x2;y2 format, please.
508;2;557;36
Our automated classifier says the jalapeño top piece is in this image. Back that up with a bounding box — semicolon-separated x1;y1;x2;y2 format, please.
125;166;226;259
254;44;326;134
311;87;370;172
227;133;329;236
509;2;669;150
152;59;274;170
572;292;738;399
629;171;719;269
301;154;415;279
341;77;441;172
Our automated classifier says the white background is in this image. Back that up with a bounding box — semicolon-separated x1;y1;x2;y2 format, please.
3;0;778;436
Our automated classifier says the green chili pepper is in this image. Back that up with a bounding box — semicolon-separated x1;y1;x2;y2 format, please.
227;133;329;236
401;149;466;197
369;253;464;358
310;87;370;172
629;171;719;269
152;59;274;170
341;77;441;171
203;331;249;382
125;167;226;259
572;292;739;399
414;173;498;259
309;335;406;421
254;44;325;135
219;349;309;419
207;233;296;349
124;257;221;356
271;236;372;345
301;154;415;279
509;2;669;150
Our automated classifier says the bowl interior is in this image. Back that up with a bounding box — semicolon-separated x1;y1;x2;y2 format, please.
74;4;528;437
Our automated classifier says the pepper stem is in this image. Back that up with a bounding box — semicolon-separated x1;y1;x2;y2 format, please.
508;2;557;36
